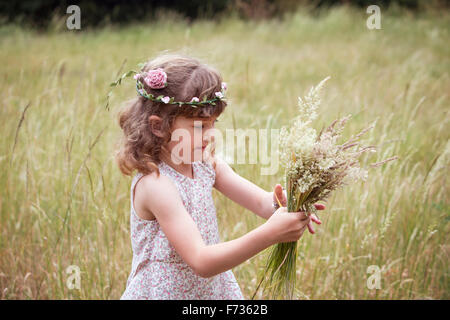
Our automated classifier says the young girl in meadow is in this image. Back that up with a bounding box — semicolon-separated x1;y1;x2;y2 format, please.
116;53;325;300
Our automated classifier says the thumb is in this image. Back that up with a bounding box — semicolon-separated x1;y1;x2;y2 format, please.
273;184;284;206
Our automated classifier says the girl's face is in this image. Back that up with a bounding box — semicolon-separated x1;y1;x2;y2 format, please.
166;115;218;164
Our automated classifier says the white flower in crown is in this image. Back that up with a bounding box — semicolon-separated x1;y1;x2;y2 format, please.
221;82;227;91
215;91;224;99
190;97;200;103
161;96;170;104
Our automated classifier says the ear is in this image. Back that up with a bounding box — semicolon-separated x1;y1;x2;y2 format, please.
148;115;164;138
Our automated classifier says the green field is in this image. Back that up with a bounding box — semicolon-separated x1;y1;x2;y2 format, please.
0;5;448;299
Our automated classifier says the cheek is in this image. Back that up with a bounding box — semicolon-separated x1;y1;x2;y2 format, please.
167;128;194;149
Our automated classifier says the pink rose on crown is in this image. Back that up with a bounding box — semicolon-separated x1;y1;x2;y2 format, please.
144;68;167;89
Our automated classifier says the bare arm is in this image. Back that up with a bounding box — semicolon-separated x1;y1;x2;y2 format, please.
213;155;275;220
136;172;276;278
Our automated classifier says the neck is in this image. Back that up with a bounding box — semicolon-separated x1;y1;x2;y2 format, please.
160;149;194;178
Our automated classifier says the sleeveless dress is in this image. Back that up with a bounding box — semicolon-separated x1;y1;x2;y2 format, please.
120;160;245;300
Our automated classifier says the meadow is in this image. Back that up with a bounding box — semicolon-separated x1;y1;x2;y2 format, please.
0;5;448;299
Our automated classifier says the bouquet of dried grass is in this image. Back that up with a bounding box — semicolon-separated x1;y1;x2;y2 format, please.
252;76;398;300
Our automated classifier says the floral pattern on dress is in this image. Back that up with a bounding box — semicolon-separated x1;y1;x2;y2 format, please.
121;160;245;300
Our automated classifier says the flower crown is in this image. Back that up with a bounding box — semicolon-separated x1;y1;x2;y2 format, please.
105;62;227;110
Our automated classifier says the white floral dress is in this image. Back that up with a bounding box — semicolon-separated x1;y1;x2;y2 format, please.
121;160;245;300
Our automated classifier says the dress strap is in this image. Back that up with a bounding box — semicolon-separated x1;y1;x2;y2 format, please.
198;160;216;184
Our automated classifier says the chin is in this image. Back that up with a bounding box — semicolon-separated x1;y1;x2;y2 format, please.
192;150;205;162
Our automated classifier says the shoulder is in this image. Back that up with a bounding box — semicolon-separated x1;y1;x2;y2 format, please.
137;170;178;195
205;154;234;186
213;154;233;175
134;170;181;211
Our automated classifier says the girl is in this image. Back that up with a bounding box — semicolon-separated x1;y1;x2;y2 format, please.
116;53;325;300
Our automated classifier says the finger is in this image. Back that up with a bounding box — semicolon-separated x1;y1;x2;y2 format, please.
275;185;284;205
300;219;311;233
310;213;322;225
273;184;284;207
281;188;287;206
299;223;308;235
299;227;306;238
297;211;308;221
314;203;326;210
307;220;315;234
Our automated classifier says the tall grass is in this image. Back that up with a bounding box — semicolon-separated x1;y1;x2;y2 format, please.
0;5;448;299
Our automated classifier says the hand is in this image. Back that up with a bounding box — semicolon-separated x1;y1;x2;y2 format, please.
264;207;311;244
272;184;326;234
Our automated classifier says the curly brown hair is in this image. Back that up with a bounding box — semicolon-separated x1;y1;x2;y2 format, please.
115;53;227;177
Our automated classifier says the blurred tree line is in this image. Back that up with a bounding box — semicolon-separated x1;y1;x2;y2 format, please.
0;0;448;28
